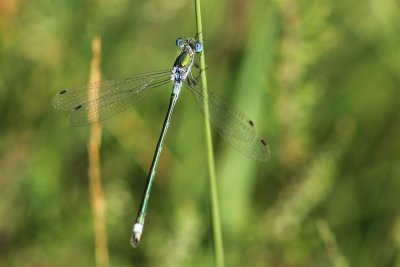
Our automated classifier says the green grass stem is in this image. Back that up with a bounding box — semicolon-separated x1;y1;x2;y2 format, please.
194;1;225;267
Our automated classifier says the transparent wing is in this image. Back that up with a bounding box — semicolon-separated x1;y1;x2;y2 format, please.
185;78;269;161
52;70;171;126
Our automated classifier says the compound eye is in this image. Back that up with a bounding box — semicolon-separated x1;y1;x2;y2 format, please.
176;37;183;47
195;42;203;52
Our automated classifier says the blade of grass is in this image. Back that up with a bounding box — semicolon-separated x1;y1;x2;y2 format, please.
218;0;277;238
87;36;109;267
317;219;350;267
194;1;225;267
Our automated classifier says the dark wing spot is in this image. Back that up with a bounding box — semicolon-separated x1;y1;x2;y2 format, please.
59;89;68;94
74;104;83;110
248;120;254;126
260;139;267;146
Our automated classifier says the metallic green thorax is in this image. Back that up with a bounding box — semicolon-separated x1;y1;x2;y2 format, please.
173;51;191;67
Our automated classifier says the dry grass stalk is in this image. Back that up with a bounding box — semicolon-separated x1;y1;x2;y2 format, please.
87;36;109;267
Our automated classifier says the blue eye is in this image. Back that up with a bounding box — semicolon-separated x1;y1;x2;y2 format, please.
176;37;183;47
195;42;203;52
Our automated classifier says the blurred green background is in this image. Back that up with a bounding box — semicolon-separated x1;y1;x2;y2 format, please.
1;0;400;266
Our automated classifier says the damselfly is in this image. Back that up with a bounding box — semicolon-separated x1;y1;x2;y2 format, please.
52;36;269;247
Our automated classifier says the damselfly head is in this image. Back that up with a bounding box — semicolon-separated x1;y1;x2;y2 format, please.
176;37;202;53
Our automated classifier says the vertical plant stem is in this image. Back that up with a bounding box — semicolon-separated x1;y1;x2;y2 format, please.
87;36;109;267
194;2;225;267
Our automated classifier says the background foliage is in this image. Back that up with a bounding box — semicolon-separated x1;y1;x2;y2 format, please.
1;0;400;266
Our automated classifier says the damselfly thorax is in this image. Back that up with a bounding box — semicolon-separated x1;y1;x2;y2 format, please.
171;38;200;84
